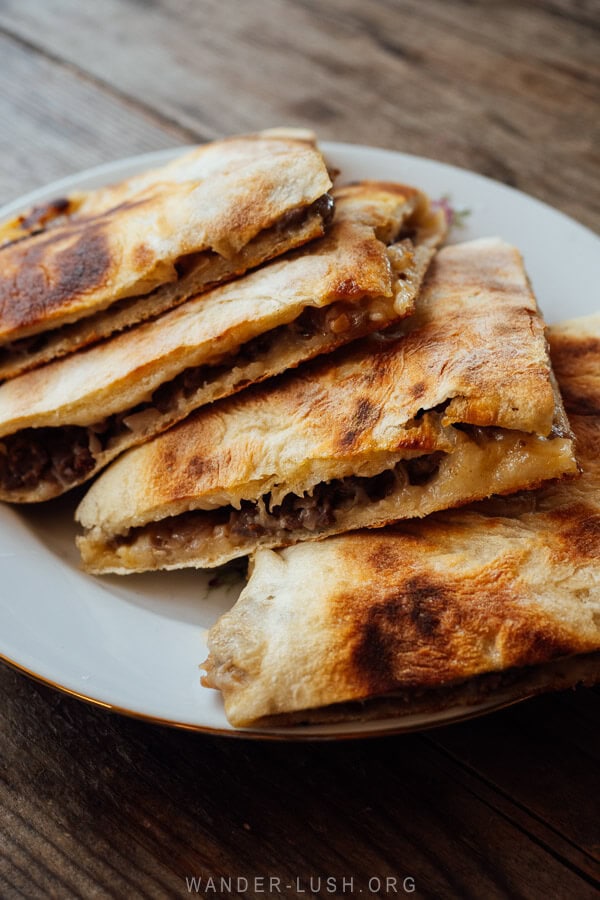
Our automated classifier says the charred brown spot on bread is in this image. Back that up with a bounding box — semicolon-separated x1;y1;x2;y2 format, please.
528;631;581;662
367;543;401;574
55;229;112;301
19;197;71;233
0;225;112;330
186;455;219;482
153;445;179;480
349;576;451;694
552;506;600;559
407;579;446;636
334;278;362;299
350;599;404;693
339;397;380;450
344;565;589;697
133;243;155;270
410;380;426;401
355;398;378;428
358;342;399;388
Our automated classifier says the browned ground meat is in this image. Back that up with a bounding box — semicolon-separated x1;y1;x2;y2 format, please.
227;457;439;538
0;426;95;491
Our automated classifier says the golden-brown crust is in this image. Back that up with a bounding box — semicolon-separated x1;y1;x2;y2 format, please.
0;203;330;381
333;181;446;248
201;315;600;727
340;524;591;697
0;128;319;248
0;133;332;344
76;425;577;573
253;653;600;727
547;314;600;416
0;206;131;335
76;237;565;539
0;181;445;502
0;215;387;432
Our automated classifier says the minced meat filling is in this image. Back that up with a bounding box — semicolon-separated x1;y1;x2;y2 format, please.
114;454;447;552
0;426;95;491
152;300;371;413
227;456;445;539
228;469;400;539
0;194;335;368
0;299;375;492
273;193;335;235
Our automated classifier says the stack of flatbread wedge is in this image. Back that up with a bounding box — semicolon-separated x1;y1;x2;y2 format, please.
0;178;444;501
0;129;334;379
1;128;598;730
202;314;600;727
76;238;577;572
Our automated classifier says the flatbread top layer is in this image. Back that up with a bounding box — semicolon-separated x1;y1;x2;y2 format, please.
0;131;332;343
0;182;439;437
0;180;447;504
76;237;561;535
0;128;318;247
202;313;600;726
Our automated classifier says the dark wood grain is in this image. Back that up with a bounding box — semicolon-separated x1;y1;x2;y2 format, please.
0;32;190;206
0;1;599;897
0;0;598;229
2;666;599;899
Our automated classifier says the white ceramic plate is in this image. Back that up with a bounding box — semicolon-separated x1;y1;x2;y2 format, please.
1;143;598;739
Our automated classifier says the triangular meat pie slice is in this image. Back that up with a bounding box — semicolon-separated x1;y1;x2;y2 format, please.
76;238;577;572
0;129;333;379
0;181;444;501
202;314;600;727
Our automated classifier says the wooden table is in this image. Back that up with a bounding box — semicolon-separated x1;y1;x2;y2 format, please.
1;2;599;897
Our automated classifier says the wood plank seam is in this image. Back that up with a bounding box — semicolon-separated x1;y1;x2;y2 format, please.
0;21;207;144
423;738;600;883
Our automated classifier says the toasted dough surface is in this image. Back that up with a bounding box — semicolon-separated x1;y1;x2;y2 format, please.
0;185;435;434
0;128;318;247
0;132;331;344
0;181;445;502
202;314;600;726
0;177;443;383
77;238;565;538
0;202;328;381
